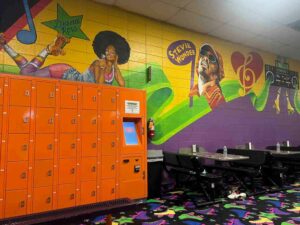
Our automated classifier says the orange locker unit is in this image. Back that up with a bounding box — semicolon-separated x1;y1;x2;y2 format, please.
0;73;147;221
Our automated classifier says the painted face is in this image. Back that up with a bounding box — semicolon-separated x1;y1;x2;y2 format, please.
197;49;218;81
105;45;117;61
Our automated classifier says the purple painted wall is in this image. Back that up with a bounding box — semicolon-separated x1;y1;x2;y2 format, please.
148;86;300;152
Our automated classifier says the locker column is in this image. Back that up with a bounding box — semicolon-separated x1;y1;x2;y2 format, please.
0;76;7;218
100;87;118;201
5;77;32;218
57;82;78;209
32;80;56;213
78;84;98;205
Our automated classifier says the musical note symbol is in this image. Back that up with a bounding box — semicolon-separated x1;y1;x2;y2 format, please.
17;0;37;44
237;54;256;96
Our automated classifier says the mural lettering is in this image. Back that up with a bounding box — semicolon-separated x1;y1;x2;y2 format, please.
167;40;196;106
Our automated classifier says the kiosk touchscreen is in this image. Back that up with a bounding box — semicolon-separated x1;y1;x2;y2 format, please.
123;121;139;145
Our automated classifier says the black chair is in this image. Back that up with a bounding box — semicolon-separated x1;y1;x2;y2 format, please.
212;148;268;195
177;154;222;201
163;151;222;201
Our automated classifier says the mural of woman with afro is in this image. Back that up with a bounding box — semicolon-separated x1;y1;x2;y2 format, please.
0;30;130;87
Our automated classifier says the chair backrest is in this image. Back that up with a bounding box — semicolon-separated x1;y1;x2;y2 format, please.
217;148;267;167
178;147;192;154
163;151;180;167
235;144;246;149
266;146;300;151
197;146;207;153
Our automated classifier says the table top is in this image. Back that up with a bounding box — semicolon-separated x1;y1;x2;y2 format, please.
190;152;249;161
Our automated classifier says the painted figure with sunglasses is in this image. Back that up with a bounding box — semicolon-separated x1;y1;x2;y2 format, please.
189;44;225;109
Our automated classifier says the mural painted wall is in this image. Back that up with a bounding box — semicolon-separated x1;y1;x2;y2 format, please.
1;0;300;152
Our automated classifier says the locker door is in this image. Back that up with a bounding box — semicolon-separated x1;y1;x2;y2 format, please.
101;133;116;156
81;134;97;157
6;161;28;190
0;78;4;105
58;159;76;184
8;106;30;133
36;108;55;133
35;134;54;160
81;157;97;181
32;186;53;213
5;190;27;218
59;133;77;159
80;110;97;133
101;156;116;179
36;81;56;107
100;178;115;201
57;184;76;209
80;181;96;205
9;79;31;106
60;109;77;133
82;86;97;110
101;111;116;132
33;160;53;187
60;84;78;108
7;134;29;161
101;88;116;111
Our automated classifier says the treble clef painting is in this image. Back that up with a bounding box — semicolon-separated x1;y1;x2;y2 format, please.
231;51;264;96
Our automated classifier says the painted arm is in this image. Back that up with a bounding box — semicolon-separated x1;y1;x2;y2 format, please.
114;55;125;87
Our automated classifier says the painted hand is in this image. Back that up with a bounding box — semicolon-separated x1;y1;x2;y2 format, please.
47;33;70;56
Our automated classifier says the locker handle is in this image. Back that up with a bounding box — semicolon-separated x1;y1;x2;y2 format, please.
49;92;55;98
91;166;96;172
70;194;75;200
123;159;130;164
23;117;30;123
111;97;115;103
111;120;115;125
71;143;76;149
70;168;75;174
111;142;115;147
20;172;27;179
92;143;96;148
111;165;115;170
47;170;52;176
24;90;30;97
71;118;76;124
48;117;54;124
92;119;97;125
46;197;51;204
20;200;25;208
22;144;28;151
47;144;53;150
92;96;97;102
111;188;115;194
91;191;96;197
71;94;77;100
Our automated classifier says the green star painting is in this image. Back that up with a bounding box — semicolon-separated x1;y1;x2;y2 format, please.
42;4;89;40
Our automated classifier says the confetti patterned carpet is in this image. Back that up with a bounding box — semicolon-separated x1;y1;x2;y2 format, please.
47;184;300;225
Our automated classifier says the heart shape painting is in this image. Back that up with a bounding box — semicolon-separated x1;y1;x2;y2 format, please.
231;51;264;95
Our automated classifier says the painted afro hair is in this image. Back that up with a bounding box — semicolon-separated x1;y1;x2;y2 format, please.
92;30;130;64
